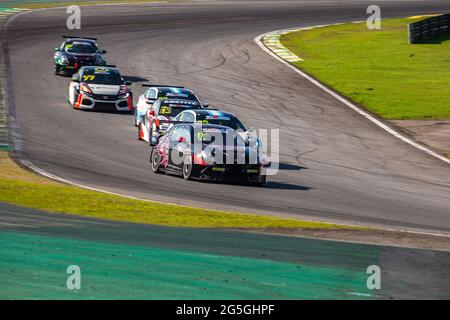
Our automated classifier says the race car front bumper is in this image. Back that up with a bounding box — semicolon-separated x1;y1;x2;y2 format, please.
75;93;133;112
56;60;106;74
56;62;86;74
195;164;265;183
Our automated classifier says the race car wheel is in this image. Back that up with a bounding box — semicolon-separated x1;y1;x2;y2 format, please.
149;124;154;139
133;108;138;126
182;156;193;180
250;175;267;187
151;148;161;173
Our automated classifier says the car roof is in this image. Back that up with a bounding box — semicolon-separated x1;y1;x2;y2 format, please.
159;98;199;105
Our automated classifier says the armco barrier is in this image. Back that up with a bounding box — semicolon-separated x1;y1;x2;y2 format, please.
408;13;450;43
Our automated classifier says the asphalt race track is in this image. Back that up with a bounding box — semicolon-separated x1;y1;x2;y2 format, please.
2;202;450;299
5;0;450;233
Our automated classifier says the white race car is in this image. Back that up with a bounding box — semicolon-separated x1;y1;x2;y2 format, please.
68;66;133;111
138;97;204;144
134;85;203;126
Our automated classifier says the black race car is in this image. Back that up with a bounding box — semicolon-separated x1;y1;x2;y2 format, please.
150;123;267;186
54;36;107;75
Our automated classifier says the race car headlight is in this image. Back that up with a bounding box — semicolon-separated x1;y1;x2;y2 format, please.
80;83;93;94
60;55;69;65
118;85;128;96
118;93;128;99
201;151;215;165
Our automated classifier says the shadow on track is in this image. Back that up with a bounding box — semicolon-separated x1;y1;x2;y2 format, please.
277;162;308;171
123;75;149;83
263;181;312;190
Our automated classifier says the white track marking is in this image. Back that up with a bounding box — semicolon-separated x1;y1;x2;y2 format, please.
255;23;450;165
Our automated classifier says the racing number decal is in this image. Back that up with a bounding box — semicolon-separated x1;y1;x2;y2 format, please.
83;75;95;81
197;132;205;140
197;120;208;124
160;106;171;115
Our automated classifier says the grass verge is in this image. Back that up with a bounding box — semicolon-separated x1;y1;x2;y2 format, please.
281;17;450;120
0;151;353;229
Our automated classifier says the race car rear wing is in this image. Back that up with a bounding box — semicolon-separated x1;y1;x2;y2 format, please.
142;84;185;88
62;36;98;41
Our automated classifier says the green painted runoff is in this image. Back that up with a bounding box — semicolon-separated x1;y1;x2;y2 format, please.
0;231;373;299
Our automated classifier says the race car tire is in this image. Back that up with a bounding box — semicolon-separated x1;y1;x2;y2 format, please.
252;175;267;187
133;108;138;126
150;148;161;173
148;124;155;146
182;156;193;180
55;65;61;76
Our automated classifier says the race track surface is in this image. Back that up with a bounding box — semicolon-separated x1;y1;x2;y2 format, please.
5;0;450;233
1;202;450;299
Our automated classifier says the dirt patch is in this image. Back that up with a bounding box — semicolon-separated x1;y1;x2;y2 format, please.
391;120;450;157
233;228;450;252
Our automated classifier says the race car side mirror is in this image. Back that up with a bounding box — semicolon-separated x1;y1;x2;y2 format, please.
125;81;132;86
100;50;107;54
202;103;209;108
71;75;79;82
54;47;60;51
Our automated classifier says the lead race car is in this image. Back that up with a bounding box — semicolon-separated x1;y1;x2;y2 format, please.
54;36;107;75
134;84;204;126
150;123;267;186
68;66;133;111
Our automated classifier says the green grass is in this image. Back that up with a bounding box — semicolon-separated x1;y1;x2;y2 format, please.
0;151;351;229
281;18;450;120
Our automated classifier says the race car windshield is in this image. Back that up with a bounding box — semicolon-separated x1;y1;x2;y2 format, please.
197;115;246;131
81;71;123;85
195;130;245;146
65;43;97;54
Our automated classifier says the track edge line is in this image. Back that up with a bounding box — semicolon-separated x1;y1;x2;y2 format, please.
254;24;450;165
